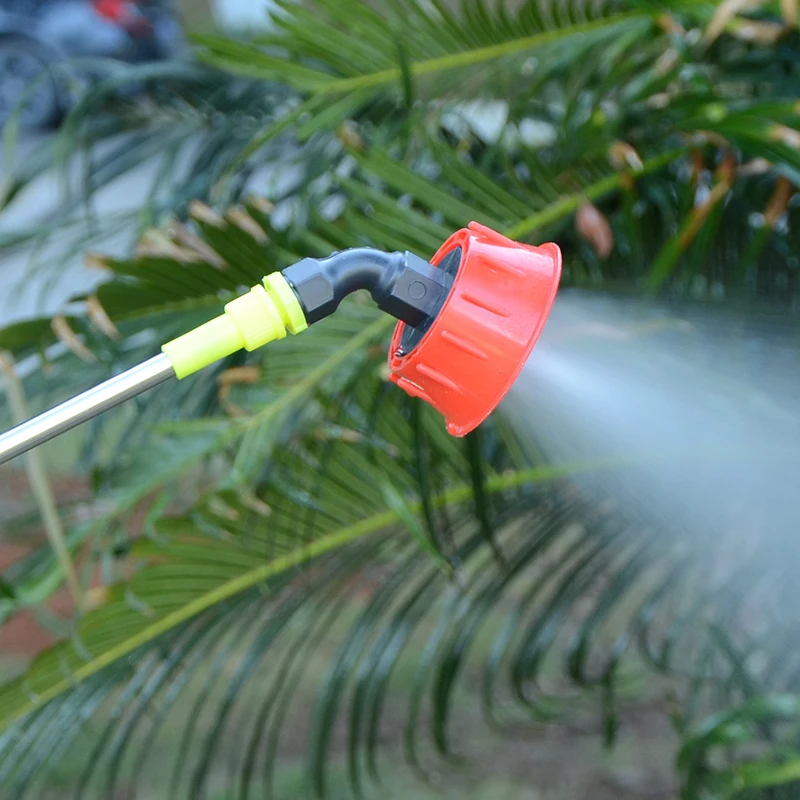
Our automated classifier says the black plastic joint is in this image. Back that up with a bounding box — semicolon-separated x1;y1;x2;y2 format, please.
280;257;337;324
281;248;454;327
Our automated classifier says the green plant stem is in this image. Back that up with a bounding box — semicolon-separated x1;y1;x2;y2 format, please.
0;353;84;611
317;13;643;94
647;178;731;294
5;442;762;729
506;148;684;240
0;457;617;731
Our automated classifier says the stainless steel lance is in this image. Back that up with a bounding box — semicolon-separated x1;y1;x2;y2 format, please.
0;354;176;466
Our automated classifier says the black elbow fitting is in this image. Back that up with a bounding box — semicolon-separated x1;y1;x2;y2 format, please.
281;248;455;327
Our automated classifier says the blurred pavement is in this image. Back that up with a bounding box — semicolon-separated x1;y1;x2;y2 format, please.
0;131;179;328
0;127;306;332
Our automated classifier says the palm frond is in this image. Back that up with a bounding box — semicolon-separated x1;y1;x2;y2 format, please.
0;387;601;799
195;0;648;98
0;1;799;797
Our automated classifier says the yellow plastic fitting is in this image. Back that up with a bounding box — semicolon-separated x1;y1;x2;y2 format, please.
161;273;308;379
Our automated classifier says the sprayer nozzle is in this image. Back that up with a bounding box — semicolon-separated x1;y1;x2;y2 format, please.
387;222;562;437
281;249;454;327
0;224;561;466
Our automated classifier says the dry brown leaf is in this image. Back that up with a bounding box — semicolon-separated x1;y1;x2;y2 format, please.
691;149;705;185
338;428;364;443
764;177;793;227
217;366;261;386
226;207;269;244
575;201;614;259
677;182;730;251
704;0;764;44
686;130;730;149
656;13;685;34
737;157;773;176
208;496;240;521
608;141;644;172
167;219;226;269
189;200;225;228
83;587;110;611
217;366;262;417
781;0;798;28
84;253;111;272
716;150;737;186
0;351;12;375
135;229;195;262
238;490;272;517
770;124;800;149
51;316;95;363
730;19;785;43
338;120;365;152
647;93;672;110
654;47;680;77
246;195;276;215
85;296;120;340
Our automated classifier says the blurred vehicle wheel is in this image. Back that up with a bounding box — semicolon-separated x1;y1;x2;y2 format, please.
0;37;60;130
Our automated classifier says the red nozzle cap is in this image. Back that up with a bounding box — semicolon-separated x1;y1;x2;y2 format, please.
388;222;561;437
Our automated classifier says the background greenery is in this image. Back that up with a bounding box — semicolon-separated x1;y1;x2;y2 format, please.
0;0;799;797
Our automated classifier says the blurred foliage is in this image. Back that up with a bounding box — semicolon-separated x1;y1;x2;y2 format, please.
0;0;799;798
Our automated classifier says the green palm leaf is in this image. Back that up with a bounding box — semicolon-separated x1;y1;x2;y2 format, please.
1;1;800;797
0;459;577;731
195;0;648;95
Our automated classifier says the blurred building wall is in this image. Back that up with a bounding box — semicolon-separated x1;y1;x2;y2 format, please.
209;0;280;30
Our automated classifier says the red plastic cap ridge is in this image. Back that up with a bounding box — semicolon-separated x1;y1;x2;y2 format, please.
388;222;562;436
